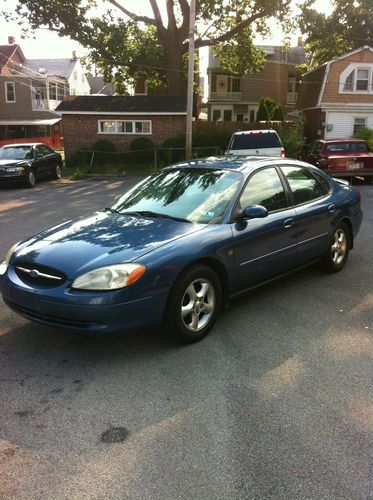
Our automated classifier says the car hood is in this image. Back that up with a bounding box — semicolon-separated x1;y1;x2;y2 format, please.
0;159;28;167
13;211;205;277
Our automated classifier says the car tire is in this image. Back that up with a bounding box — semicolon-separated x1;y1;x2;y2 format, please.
54;164;62;179
322;222;350;273
165;264;222;343
25;170;36;188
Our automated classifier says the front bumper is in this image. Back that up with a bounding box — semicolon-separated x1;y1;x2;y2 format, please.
0;268;166;334
0;171;28;183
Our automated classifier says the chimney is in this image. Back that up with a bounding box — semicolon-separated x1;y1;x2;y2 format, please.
72;51;77;61
297;37;303;47
8;36;15;44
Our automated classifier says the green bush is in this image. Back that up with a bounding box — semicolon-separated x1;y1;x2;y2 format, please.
65;147;91;167
91;139;117;164
160;135;186;164
92;139;116;152
129;137;155;163
353;126;373;150
275;119;305;159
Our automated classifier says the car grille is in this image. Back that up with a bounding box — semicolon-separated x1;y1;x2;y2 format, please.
14;262;67;287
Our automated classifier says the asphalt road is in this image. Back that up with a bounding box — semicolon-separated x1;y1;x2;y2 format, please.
0;177;372;499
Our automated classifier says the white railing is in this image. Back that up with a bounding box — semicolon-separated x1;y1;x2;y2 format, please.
287;92;298;104
209;92;242;101
32;98;62;111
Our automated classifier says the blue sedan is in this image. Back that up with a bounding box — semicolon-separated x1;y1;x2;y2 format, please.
0;156;363;342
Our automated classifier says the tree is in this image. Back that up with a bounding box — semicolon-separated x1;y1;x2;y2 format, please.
3;0;292;95
256;97;282;121
298;0;373;68
256;97;271;121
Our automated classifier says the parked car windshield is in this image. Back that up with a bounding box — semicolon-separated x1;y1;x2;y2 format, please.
231;132;282;150
0;146;33;160
110;168;243;224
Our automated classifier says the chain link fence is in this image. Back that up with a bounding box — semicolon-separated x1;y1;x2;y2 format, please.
67;145;225;171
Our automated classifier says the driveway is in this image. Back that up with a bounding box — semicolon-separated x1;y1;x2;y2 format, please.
0;178;372;498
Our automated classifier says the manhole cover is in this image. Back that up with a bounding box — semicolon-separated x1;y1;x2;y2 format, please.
100;427;129;443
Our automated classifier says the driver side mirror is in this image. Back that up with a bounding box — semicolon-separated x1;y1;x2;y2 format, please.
243;205;268;219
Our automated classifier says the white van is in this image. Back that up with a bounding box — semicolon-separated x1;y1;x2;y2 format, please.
226;129;285;157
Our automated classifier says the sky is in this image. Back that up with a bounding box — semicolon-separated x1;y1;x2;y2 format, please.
0;0;333;60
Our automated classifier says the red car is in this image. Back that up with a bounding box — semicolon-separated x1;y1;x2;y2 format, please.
300;139;373;181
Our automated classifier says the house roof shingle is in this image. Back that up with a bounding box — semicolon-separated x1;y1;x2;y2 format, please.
87;76;114;95
24;58;77;79
0;44;25;73
56;95;187;113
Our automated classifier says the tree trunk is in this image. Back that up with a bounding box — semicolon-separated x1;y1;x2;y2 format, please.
163;40;187;96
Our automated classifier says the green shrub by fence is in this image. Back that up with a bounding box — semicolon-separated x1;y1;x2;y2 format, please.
130;137;155;163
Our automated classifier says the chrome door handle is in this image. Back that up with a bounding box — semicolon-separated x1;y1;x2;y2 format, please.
283;218;294;229
328;204;336;213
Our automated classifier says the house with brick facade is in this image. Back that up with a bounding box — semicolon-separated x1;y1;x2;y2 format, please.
206;42;306;122
56;95;187;159
296;46;373;141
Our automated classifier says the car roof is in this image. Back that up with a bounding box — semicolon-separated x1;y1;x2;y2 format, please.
317;138;366;143
170;155;309;175
231;129;278;135
1;143;43;148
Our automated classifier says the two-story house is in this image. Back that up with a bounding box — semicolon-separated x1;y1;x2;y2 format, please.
206;41;306;122
0;37;90;147
296;46;373;141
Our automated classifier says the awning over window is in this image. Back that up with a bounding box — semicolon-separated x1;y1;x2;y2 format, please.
0;118;61;126
233;104;249;113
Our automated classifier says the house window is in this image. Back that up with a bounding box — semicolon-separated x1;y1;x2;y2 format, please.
211;74;217;93
353;117;367;134
99;121;116;133
49;83;57;100
223;110;232;121
212;110;221;121
342;65;372;93
232;78;241;92
98;120;152;135
356;69;369;91
343;70;354;91
5;82;15;102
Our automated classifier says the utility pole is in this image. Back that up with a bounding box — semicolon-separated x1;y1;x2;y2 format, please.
185;0;196;160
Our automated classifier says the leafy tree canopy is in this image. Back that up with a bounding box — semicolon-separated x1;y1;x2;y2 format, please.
2;0;292;95
298;0;373;68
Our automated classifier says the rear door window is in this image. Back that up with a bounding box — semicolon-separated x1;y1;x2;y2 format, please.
240;167;288;212
281;166;326;205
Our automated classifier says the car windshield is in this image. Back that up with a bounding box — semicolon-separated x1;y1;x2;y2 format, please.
231;132;281;150
0;146;33;160
110;168;243;224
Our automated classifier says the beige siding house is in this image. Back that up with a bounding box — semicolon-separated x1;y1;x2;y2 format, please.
207;43;306;122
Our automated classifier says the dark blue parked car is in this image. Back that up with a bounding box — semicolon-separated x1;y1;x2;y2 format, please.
0;143;63;187
0;156;363;342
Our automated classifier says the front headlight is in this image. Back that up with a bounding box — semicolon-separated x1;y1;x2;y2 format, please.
6;166;27;173
0;241;21;275
71;263;146;290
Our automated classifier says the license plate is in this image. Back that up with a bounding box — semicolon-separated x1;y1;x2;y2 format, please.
347;162;362;170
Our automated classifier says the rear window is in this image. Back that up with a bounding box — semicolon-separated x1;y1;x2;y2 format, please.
325;142;368;153
231;132;282;150
326;143;350;152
